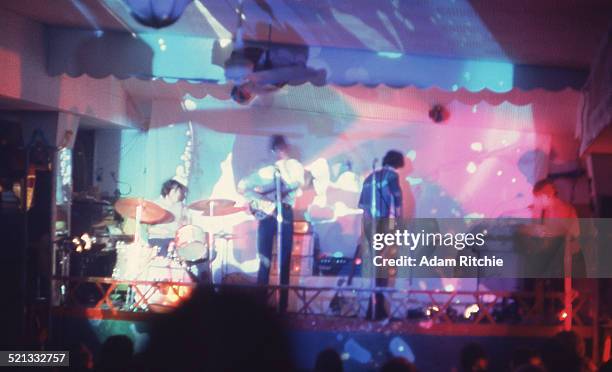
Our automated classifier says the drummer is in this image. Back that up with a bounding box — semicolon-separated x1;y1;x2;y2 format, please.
148;178;190;256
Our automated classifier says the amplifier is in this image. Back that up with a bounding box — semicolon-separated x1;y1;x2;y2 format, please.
270;232;315;257
271;255;314;276
269;231;316;276
317;256;359;276
292;233;315;256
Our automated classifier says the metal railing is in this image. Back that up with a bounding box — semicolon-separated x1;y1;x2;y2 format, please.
51;276;594;327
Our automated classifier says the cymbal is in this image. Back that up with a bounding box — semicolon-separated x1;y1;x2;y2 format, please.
188;199;243;216
114;198;174;224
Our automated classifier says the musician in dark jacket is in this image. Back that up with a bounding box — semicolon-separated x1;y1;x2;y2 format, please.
358;150;405;320
238;135;305;312
359;152;403;219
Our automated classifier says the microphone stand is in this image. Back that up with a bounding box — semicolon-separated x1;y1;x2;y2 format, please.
274;167;283;312
369;159;378;319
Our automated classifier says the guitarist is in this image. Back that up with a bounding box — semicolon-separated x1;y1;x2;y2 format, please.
358;150;405;320
238;135;305;313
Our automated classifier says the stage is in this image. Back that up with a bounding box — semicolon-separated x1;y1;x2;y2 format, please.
48;278;598;370
2;0;612;370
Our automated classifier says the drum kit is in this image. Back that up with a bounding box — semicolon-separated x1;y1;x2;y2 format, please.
112;197;244;311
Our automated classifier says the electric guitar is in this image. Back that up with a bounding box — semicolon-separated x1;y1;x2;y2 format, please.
246;186;299;220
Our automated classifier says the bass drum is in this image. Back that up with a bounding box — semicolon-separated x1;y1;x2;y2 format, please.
113;241;156;280
175;225;209;261
136;256;193;313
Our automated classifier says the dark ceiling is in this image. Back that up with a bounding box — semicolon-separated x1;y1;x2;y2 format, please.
1;0;610;69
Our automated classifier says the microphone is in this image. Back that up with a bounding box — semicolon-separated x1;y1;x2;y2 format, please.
372;158;378;171
273;165;282;179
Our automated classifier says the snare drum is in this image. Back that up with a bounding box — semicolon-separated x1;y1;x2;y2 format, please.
175;225;208;261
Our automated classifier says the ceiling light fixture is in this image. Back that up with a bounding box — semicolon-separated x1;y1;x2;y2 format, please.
124;0;193;29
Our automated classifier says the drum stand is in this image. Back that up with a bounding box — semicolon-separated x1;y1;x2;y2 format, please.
125;242;158;311
208;202;217;284
213;233;235;283
125;204;177;312
125;242;183;312
125;203;144;310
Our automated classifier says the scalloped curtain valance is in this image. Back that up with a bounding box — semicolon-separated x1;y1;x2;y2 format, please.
46;27;587;93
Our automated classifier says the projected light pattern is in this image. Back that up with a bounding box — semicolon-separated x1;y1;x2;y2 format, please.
304;127;543;221
88;16;558;285
389;337;415;363
98;83;550;274
136;34;225;81
63;0;522;90
106;122;547;282
192;0;232;41
344;338;372;364
85;319;149;353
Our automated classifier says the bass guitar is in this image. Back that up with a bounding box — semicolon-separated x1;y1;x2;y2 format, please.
246;185;299;220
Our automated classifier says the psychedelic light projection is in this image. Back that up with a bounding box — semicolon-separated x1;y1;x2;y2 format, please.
137;33;225;81
173;120;194;186
103;1;538;288
104;82;547;286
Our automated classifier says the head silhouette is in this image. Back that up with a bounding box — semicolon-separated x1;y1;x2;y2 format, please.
141;287;294;371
